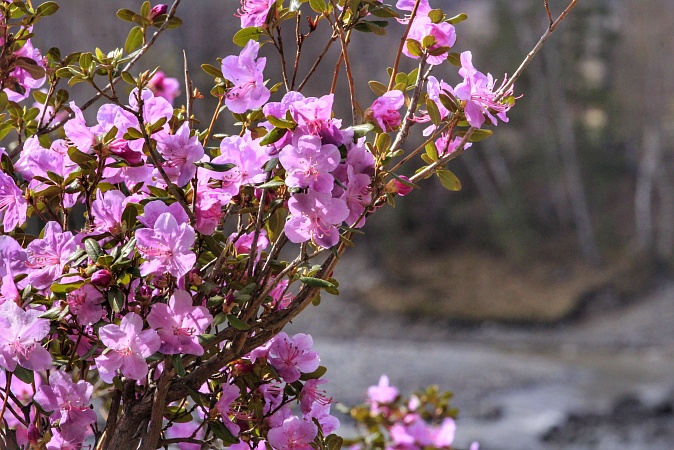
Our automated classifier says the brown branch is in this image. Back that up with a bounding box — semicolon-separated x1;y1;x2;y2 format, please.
140;363;173;450
387;0;423;91
496;0;579;99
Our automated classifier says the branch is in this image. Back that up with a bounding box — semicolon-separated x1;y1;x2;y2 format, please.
496;0;579;99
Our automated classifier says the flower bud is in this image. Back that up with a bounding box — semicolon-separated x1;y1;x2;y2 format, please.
149;4;168;19
27;424;41;445
91;269;112;287
393;176;413;197
109;138;143;166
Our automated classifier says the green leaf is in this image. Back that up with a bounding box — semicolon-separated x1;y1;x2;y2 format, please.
436;168;462;191
467;128;493;142
172;354;186;377
50;280;85;294
233;26;266;47
425;141;439;161
140;1;151;17
299;365;327;381
226;314;250;331
210;420;239;445
259;127;287;146
348;123;374;139
116;8;137;22
124;26;144;54
368;80;388;97
309;0;326;13
195;161;235;172
427;8;443;23
108;287;125;313
258;179;285;190
68;147;96;165
120;71;136;85
406;39;423;57
299;276;336;289
354;20;388;35
266;114;296;129
426;98;441;126
163;405;193;423
375;132;391;153
84;238;103;261
447;52;461;67
13;366;34;384
447;12;468;24
13;57;45;80
201;63;222;78
326;434;344;450
35;1;59;17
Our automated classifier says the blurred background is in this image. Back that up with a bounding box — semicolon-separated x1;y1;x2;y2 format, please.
35;0;674;448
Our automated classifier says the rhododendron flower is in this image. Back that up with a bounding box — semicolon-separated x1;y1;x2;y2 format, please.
138;200;190;229
280;134;341;193
215;382;242;436
265;332;320;383
155;123;205;187
404;16;456;65
368;375;399;413
91;189;126;234
229;229;269;256
0;171;27;232
284;191;349;248
454;51;513;129
213;133;270;195
305;402;340;434
147;70;180;104
136;212;196;278
95;312;161;382
66;284;105;325
267;416;318;450
0;235;28;278
369;90;404;131
299;379;331;414
236;0;275;28
25;221;78;290
341;165;372;228
5;39;45;102
34;370;96;444
147;290;212;355
0;301;52;371
221;40;270;113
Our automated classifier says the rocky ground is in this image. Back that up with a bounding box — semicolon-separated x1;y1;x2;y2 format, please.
286;254;674;450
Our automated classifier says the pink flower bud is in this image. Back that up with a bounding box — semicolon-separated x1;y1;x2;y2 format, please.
91;269;112;287
109;138;143;166
149;4;168;19
394;176;413;197
27;424;41;445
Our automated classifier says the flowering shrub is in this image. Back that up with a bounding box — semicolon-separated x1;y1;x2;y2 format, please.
0;0;577;449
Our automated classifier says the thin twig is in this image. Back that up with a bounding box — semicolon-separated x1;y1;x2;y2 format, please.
183;50;193;123
389;56;429;154
387;0;422;91
496;0;579;99
297;34;337;92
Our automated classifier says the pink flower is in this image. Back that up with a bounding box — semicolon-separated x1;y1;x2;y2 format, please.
267;416;317;450
235;0;276;28
91;189;126;235
155;123;205;187
266;332;320;383
454;51;513;129
66;284;105;326
369;90;404;131
147;70;180;104
367;375;398;413
0;301;52;372
215;382;241;437
147;290;212;355
95;312;161;383
34;370;96;445
280;134;341;193
299;379;331;414
403;16;456;66
135;212;196;278
284;191;349;248
25;221;78;290
0;171;26;232
221;40;270;113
